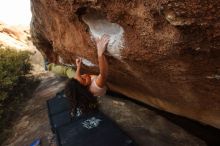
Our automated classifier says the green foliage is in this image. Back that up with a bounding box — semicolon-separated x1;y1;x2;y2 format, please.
0;46;34;143
0;47;31;107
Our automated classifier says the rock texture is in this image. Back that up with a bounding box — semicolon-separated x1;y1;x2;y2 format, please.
0;22;30;50
30;0;220;128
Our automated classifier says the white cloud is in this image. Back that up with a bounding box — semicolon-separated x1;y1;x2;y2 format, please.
0;0;32;26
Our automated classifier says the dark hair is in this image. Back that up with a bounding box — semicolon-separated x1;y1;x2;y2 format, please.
64;79;98;117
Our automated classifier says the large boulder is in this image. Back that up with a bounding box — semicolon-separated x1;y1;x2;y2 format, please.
30;0;220;128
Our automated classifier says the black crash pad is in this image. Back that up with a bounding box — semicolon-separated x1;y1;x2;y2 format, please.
56;112;136;146
47;89;136;146
47;92;71;116
47;92;72;132
50;110;72;130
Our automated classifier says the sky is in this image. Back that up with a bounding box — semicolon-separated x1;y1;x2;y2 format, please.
0;0;32;26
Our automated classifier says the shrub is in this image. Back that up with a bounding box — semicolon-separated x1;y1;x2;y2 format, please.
0;48;31;101
0;46;34;143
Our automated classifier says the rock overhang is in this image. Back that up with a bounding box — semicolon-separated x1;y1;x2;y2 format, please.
30;0;220;129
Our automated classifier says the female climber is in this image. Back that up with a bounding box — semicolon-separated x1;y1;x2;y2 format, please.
47;34;110;97
74;34;110;96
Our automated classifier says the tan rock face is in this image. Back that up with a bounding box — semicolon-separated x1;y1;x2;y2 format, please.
0;22;29;49
30;0;220;128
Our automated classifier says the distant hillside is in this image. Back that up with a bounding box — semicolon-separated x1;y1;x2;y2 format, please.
0;22;45;73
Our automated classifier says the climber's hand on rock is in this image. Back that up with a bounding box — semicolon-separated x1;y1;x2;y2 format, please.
96;34;110;56
76;58;82;67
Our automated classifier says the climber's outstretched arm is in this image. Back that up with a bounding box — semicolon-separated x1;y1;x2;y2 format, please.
95;34;110;88
75;58;83;83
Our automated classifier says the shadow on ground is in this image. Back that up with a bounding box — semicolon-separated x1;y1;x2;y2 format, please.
107;91;220;146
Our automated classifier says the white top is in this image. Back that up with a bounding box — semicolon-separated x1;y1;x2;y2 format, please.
89;76;107;97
